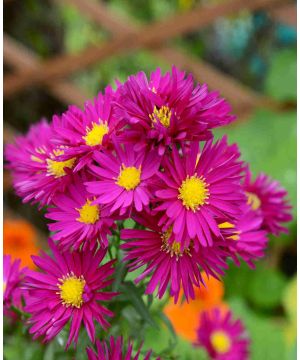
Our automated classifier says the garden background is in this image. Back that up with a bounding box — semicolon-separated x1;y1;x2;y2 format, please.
3;0;296;359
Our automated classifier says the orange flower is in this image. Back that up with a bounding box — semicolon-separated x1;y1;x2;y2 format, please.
164;273;228;342
4;219;39;269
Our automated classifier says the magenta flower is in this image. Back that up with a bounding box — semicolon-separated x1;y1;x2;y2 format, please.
52;86;120;171
153;138;244;249
121;214;232;303
219;210;268;268
116;66;235;155
4;255;26;318
243;169;292;235
86;142;160;216
5;120;77;206
87;336;157;360
24;241;117;348
46;174;115;251
195;308;249;360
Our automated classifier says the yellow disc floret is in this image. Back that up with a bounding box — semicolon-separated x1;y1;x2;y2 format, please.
47;158;75;178
83;121;109;147
149;106;171;128
76;199;99;224
210;330;231;354
58;273;86;308
245;191;261;211
178;175;209;212
116;164;141;191
160;227;192;260
46;149;75;178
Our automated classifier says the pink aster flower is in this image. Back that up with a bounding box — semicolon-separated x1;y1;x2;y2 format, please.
86;142;160;216
52;86;121;171
153;138;244;250
46;174;115;251
87;336;157;360
24;241;117;348
219;209;268;268
4;255;27;318
5;119;77;206
195;308;249;360
116;66;235;155
121;214;232;303
243;169;292;235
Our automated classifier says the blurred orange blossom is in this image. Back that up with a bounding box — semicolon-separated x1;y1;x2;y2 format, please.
4;218;39;269
164;272;228;342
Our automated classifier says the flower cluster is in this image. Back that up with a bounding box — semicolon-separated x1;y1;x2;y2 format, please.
5;66;292;354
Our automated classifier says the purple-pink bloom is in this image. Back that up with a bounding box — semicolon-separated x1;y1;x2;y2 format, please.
195;308;249;360
52;86;121;171
153;138;245;250
5;119;77;206
220;210;268;269
87;336;157;360
24;240;117;348
86;142;160;216
4;255;26;318
243;169;292;235
46;173;115;251
121;214;232;303
116;66;235;155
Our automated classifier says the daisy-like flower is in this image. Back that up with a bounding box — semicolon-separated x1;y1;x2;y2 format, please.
87;336;157;360
243;169;292;235
24;241;117;348
4;255;27;318
46;174;115;251
116;66;235;155
219;210;268;268
195;308;249;360
154;138;244;249
52;86;120;171
5;120;77;206
121;214;232;303
86;142;160;216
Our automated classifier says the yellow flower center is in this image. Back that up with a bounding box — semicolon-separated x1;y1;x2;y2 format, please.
47;158;75;178
178;175;209;212
161;227;192;260
149;106;171;127
3;281;6;293
76;199;99;224
83;121;109;147
116;165;141;191
246;191;261;211
46;149;75;178
58;273;85;308
210;330;231;354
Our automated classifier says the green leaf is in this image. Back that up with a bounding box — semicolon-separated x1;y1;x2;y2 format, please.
228;297;286;360
120;281;157;327
112;261;127;292
248;266;286;309
282;276;297;324
123;218;136;229
265;49;296;101
158;312;177;340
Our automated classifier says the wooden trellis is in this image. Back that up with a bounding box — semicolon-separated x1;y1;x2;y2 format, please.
3;0;296;231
